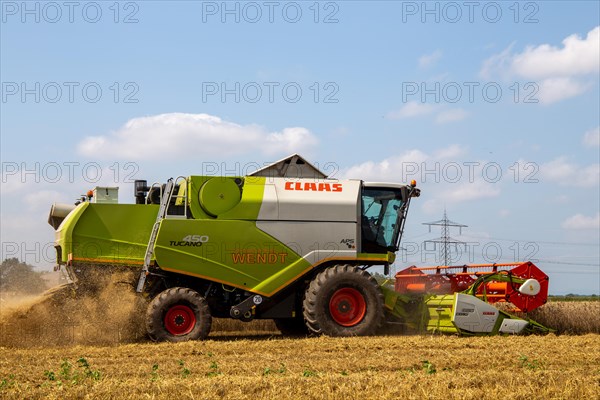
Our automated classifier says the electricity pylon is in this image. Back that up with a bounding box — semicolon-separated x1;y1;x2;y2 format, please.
423;210;468;266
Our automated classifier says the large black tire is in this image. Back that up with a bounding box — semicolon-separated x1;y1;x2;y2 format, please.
274;317;310;336
303;265;384;336
146;287;212;342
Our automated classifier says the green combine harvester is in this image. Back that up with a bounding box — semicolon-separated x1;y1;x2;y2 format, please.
48;154;551;341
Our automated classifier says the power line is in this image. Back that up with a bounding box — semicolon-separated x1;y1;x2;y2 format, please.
422;209;468;266
460;234;599;247
534;260;600;267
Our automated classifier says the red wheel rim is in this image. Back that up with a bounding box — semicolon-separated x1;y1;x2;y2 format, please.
328;288;367;327
164;305;196;335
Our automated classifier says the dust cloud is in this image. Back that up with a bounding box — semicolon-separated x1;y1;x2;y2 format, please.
0;272;148;347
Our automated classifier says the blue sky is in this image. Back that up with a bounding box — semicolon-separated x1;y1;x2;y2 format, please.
1;1;599;294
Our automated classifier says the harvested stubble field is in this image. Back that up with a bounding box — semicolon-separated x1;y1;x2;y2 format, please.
0;287;599;399
1;334;599;399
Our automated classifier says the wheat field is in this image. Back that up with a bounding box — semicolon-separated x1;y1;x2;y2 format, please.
1;285;599;399
1;334;599;399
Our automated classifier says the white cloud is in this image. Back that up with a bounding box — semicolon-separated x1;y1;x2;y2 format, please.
25;190;64;211
537;77;590;104
562;212;600;230
480;44;515;80
263;127;318;156
342;145;499;203
386;102;436;119
387;103;469;124
435;108;469;124
540;157;599;187
511;27;599;79
0;162;141;212
480;26;600;104
433;144;467;160
77;113;318;160
583;127;600;148
343;149;429;181
0;174;27;194
442;180;501;202
418;50;442;69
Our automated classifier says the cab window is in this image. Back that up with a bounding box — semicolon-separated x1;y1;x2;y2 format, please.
361;188;403;253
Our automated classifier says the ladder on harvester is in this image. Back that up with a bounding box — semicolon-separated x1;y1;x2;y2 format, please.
136;178;176;293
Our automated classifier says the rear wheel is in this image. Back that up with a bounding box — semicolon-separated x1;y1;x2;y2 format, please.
146;287;212;342
303;264;384;336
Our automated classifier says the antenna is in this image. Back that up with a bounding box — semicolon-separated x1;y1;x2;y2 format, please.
422;209;468;266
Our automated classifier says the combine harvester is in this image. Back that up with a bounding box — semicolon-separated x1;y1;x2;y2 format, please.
48;154;551;341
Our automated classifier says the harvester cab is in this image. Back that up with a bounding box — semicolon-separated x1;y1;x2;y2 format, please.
48;154;551;341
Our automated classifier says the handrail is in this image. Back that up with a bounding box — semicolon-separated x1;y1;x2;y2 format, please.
166;176;188;218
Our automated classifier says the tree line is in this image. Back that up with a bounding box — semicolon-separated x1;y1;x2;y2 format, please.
0;258;49;294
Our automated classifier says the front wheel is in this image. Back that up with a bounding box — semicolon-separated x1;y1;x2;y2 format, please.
303;265;384;336
146;287;212;342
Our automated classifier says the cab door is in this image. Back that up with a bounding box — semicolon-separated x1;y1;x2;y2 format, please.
360;187;404;253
